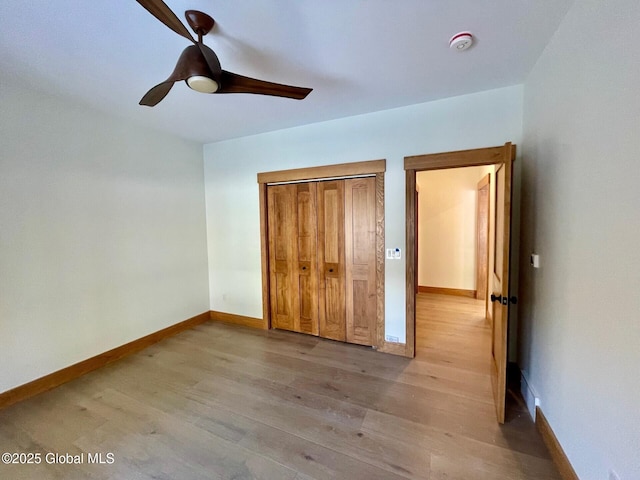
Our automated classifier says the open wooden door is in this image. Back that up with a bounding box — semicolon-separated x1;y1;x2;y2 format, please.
490;143;515;424
404;143;515;406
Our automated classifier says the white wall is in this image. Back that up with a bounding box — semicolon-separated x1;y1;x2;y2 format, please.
519;0;640;478
0;76;210;393
204;86;523;342
416;166;488;291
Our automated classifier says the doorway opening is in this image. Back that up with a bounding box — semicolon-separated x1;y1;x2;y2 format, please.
414;166;494;422
404;143;515;423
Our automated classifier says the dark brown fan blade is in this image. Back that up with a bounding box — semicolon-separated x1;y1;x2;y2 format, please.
139;81;175;106
136;0;195;43
220;71;312;99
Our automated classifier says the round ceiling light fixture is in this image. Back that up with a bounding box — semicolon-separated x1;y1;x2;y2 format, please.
449;31;473;51
186;75;219;93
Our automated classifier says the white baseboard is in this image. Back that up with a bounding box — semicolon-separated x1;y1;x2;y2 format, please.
520;370;539;421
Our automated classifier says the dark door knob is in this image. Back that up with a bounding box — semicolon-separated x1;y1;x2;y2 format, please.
302;266;307;270
490;294;502;303
329;268;334;273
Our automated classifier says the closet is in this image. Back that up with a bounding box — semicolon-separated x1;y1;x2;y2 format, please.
267;177;377;346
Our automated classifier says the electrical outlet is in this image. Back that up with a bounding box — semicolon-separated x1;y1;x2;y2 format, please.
385;335;399;343
609;470;620;480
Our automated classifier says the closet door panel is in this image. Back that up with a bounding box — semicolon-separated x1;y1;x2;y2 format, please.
317;181;346;341
267;185;298;331
345;177;376;346
295;183;319;335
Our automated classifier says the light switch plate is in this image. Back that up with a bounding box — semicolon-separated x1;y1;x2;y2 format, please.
530;253;540;268
386;248;401;260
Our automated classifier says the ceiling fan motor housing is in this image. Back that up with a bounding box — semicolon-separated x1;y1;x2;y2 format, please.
175;45;221;92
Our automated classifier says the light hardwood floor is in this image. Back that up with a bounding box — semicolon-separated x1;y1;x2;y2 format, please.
0;294;560;479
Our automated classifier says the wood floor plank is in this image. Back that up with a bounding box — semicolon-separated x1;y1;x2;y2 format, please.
73;388;300;480
110;355;429;479
0;293;560;479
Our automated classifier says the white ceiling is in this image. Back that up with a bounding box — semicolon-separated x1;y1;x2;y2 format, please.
0;0;573;144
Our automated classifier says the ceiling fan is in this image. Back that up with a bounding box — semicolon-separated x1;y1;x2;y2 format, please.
135;0;312;106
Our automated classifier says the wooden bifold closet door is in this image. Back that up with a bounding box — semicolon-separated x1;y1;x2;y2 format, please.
267;177;376;346
344;177;377;346
317;180;346;341
267;183;319;335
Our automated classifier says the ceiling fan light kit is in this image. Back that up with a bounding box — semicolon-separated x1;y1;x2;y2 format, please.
186;75;219;93
134;0;312;106
449;31;473;51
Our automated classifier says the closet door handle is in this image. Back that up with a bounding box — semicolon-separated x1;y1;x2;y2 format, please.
302;266;307;270
329;268;334;273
